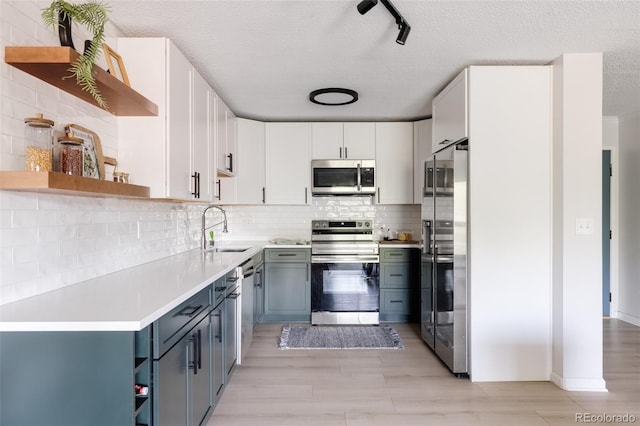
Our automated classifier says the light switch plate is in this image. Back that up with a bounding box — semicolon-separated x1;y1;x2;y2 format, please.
576;217;594;235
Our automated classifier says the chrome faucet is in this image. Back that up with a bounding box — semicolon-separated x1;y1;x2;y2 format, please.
201;205;228;250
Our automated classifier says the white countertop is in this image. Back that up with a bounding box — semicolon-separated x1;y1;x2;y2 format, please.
0;241;416;333
0;245;264;332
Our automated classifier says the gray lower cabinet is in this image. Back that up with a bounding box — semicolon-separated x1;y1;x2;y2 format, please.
263;248;311;322
379;247;420;322
211;299;225;402
253;260;264;325
0;328;151;426
154;287;212;426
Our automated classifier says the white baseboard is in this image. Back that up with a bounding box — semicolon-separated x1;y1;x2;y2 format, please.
551;372;608;392
616;312;640;327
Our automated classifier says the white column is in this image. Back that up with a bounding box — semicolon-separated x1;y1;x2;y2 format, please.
551;53;607;392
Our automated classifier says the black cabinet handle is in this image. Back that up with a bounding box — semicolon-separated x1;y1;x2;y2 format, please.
215;286;227;292
339;147;342;158
216;179;221;201
262;187;266;204
390;300;403;303
390;273;404;277
191;172;200;198
344;146;348;158
175;305;203;317
227;153;233;173
214;312;222;343
189;333;198;375
197;328;202;370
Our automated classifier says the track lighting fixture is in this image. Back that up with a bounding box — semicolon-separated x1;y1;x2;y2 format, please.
357;0;411;45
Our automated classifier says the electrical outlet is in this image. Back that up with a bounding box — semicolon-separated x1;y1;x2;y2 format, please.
575;218;594;235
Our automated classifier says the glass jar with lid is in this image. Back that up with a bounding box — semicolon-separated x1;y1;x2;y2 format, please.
57;132;84;176
24;113;54;171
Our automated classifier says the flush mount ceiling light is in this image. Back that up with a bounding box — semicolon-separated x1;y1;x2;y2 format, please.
357;0;411;45
309;88;359;106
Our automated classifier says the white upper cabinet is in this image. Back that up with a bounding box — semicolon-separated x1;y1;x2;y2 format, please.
117;37;211;200
343;122;375;159
375;122;414;204
192;70;211;201
432;69;468;153
265;123;311;205
235;118;266;204
311;122;375;159
413;118;432;204
216;97;237;177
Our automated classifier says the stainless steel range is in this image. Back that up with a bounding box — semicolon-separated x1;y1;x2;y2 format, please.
310;219;380;325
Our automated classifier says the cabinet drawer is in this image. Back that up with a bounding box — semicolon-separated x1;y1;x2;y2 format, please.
380;289;411;314
154;287;211;357
380;248;412;262
380;263;412;288
265;248;311;263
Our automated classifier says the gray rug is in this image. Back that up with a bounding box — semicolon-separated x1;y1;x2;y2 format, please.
279;325;404;350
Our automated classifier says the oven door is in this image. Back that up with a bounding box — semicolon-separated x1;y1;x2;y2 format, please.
311;257;380;325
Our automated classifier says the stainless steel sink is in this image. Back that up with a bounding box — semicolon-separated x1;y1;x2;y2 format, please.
214;247;250;253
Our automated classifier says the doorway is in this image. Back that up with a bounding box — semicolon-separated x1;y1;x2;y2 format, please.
602;150;611;316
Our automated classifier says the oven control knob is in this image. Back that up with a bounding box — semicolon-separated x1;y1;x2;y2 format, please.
364;221;371;227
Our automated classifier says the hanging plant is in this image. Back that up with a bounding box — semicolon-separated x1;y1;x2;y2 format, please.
42;0;110;109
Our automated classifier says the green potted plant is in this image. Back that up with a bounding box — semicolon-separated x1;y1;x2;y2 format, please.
41;0;110;109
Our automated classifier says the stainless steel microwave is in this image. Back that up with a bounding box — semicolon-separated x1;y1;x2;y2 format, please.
311;159;376;195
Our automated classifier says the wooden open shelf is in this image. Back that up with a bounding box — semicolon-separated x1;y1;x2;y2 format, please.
5;46;158;116
0;171;150;198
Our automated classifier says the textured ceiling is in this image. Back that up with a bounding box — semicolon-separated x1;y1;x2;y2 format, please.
108;0;640;121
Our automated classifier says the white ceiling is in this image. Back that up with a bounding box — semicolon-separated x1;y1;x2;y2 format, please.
108;0;640;122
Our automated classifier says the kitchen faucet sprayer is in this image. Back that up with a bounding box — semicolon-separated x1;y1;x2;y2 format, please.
201;205;228;250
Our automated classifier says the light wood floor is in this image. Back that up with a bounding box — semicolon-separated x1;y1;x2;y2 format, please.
208;319;639;426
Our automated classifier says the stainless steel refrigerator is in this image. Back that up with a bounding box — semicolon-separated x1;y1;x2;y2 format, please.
421;139;468;375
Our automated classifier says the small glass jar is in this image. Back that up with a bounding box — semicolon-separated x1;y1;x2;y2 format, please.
24;113;54;171
113;171;129;183
57;133;84;176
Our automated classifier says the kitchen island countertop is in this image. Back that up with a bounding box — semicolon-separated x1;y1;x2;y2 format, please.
0;244;265;332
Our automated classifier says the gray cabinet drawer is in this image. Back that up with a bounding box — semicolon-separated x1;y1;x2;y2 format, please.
380;289;411;322
154;287;211;357
380;248;412;262
380;263;412;288
265;248;311;263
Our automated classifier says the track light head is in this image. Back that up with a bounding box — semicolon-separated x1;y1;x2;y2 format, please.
396;22;411;45
357;0;378;15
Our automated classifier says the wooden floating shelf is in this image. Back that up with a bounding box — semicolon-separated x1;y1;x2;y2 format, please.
5;46;158;117
0;171;150;198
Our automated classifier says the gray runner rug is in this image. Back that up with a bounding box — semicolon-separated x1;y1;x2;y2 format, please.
279;325;404;350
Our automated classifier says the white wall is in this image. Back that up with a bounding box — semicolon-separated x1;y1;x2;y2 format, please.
551;53;606;392
616;113;640;325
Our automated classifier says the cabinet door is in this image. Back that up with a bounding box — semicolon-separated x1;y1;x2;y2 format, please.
155;335;188;426
167;41;193;199
432;69;468;153
224;291;238;380
214;95;228;174
236;118;266;204
192;71;211;201
226;108;237;175
211;303;225;403
263;263;311;322
311;122;343;159
343;122;375;159
191;316;212;426
413;119;432;204
253;265;264;324
265;123;311;204
380;263;412;288
375;122;414;204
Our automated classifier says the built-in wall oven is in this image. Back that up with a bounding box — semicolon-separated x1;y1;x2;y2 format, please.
311;219;380;325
